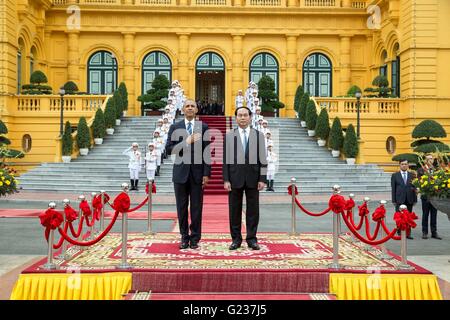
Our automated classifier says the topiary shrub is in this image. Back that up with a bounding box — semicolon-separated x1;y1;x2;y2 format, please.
0;120;24;162
76;117;91;149
137;74;170;113
305;100;318;130
299;92;310;122
294;85;304;114
113;90;123;119
343;124;359;158
30;70;48;85
364;75;392;98
329;117;344;151
21;71;52;95
104;98;116;129
347;85;362;97
315;108;330;140
118;82;128;111
92;108;106;139
62;121;73;156
63;81;79;94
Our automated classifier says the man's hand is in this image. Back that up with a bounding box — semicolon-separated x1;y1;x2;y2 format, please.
186;133;202;145
258;182;266;191
202;176;209;189
224;182;232;191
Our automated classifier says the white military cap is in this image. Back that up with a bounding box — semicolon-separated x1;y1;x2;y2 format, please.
262;120;268;124
148;142;155;147
265;130;271;135
267;143;274;148
157;118;164;122
256;106;261;110
132;142;139;147
153;130;160;135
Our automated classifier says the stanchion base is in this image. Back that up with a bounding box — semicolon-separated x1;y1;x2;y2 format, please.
56;254;69;260
288;232;300;237
42;263;57;270
116;263;132;270
143;231;157;236
380;253;393;260
397;263;414;270
327;263;341;270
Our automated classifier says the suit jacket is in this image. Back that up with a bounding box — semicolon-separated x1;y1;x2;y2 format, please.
166;119;211;184
391;171;417;205
223;127;267;189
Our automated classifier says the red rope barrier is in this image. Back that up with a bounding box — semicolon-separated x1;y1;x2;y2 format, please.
68;216;85;238
347;210;365;230
364;215;381;241
127;196;149;213
381;220;401;240
294;198;331;217
57;210;120;247
340;211;399;245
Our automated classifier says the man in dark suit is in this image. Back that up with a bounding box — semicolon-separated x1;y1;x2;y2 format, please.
223;106;267;250
417;154;442;240
391;159;417;239
166;99;211;250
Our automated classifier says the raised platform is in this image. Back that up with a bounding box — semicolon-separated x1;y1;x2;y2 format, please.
10;232;443;300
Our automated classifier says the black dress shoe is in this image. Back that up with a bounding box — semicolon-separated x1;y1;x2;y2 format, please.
190;242;199;249
431;233;442;240
248;242;260;250
179;242;189;249
406;235;414;240
229;242;241;250
422;233;428;239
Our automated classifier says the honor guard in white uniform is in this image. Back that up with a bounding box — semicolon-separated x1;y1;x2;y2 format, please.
266;144;278;192
235;90;245;108
245;82;253;107
153;130;164;176
256;116;264;132
123;142;141;191
145;143;158;182
164;106;175;124
252;106;262;128
261;119;270;136
249;91;258;114
265;131;274;151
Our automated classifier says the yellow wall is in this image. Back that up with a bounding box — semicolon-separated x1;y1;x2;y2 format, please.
1;0;449;173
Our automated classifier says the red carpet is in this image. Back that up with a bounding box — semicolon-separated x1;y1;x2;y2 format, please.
198;115;228;195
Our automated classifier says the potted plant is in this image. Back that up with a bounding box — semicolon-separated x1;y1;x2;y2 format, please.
347;85;362;97
299;92;310;127
113;90;123;126
92;108;106;145
20;70;52;95
104;98;116;135
412;154;450;220
364;75;392;98
315;107;330;146
118;82;128;117
343;124;358;164
137;74;170;116
63;81;79;95
294;85;304;119
305;100;317;137
257;76;284;117
61;121;73;163
76;117;91;156
329;117;344;157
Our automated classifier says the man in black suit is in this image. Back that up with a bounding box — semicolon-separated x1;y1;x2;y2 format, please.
223;106;267;250
391;159;417;239
417;154;442;240
166;99;211;250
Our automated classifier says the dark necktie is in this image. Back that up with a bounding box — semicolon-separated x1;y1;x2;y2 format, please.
187;122;192;135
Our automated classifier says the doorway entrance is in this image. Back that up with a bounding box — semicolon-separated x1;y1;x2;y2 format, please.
195;52;225;115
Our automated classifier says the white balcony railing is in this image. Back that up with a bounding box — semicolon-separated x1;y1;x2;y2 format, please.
312;97;402;116
16;95;107;113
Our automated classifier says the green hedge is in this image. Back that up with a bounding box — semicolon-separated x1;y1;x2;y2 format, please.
104;98;116;129
305;100;318;130
118;82;128;111
62;121;73;156
76;117;91;149
315;108;330;140
294;85;304;113
92;108;106;139
299;92;310;122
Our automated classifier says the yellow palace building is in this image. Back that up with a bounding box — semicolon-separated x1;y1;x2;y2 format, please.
0;0;449;172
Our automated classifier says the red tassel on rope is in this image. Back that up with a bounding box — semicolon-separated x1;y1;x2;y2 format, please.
79;200;92;216
112;192;131;213
64;205;78;223
393;209;418;231
328;194;346;214
372;205;386;222
39;208;64;231
358;202;370;217
145;182;157;194
287;184;298;195
345;198;355;211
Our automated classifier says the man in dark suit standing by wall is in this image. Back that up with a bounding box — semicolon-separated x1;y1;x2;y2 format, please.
417;154;442;240
223;106;267;250
166;99;211;250
391;159;417;239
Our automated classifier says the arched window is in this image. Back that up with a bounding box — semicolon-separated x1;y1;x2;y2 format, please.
195;52;225;105
302;53;332;97
391;43;400;97
30;46;37;75
380;50;388;76
87;51;117;94
249;53;279;94
17;38;25;94
142;51;172;94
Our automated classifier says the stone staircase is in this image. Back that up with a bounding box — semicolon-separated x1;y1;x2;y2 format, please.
17;116;391;195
